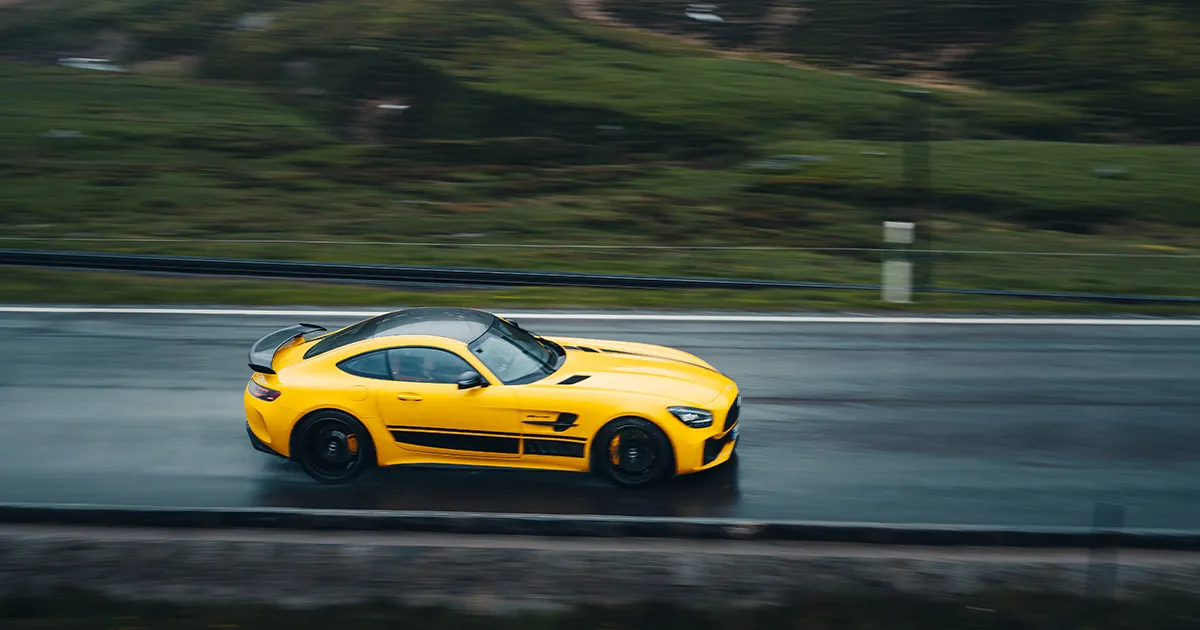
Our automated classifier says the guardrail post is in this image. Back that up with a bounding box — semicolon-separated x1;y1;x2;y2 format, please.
1087;501;1125;599
882;221;914;303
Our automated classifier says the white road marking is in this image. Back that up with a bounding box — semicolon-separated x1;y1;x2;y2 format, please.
0;306;1198;325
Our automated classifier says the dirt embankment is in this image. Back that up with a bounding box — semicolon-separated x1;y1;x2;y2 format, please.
561;0;977;93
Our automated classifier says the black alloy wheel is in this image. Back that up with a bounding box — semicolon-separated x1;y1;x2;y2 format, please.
293;411;374;484
593;417;674;488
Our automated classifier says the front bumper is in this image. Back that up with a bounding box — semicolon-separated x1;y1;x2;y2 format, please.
702;424;738;466
674;391;740;474
247;422;286;459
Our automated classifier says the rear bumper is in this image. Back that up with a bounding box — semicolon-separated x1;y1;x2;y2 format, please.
247;423;286;459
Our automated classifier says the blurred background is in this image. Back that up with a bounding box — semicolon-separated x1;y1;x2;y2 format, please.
0;0;1198;309
2;6;1200;623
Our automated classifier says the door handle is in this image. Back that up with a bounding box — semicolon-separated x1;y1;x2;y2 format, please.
396;393;423;402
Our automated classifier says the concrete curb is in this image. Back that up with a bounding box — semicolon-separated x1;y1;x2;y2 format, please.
1;504;1198;549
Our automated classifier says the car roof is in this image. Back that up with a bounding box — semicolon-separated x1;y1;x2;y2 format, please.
362;307;497;343
303;307;498;359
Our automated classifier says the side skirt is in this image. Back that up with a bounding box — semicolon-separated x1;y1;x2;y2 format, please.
388;426;587;459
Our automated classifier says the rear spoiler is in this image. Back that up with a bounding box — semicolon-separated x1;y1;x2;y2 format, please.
248;323;327;374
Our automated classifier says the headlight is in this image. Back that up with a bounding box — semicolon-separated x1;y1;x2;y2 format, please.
668;406;713;428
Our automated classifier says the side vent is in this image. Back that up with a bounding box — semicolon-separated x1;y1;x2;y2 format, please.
557;374;591;385
521;412;579;432
601;348;634;355
553;412;578;432
578;346;599;353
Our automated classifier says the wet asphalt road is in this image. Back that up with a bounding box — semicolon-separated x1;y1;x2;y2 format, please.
0;310;1197;529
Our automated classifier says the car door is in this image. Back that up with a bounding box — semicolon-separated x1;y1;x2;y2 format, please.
371;346;522;460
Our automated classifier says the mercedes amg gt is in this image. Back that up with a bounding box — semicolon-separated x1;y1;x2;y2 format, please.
244;307;740;487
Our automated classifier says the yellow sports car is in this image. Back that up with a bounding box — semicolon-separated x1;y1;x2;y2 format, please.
244;307;740;487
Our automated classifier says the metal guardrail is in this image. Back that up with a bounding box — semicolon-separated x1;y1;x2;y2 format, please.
1;248;1199;304
0;248;883;291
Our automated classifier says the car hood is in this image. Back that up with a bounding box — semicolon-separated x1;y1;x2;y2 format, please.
542;336;732;406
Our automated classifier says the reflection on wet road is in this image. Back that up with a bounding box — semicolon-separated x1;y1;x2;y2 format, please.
1;311;1198;529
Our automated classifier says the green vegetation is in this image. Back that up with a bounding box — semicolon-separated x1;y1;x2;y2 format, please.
960;1;1200;140
0;0;1198;309
4;592;1200;630
605;0;1200;142
5;268;1200;315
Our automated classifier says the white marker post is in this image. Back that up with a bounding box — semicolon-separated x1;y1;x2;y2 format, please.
882;221;915;303
685;4;724;22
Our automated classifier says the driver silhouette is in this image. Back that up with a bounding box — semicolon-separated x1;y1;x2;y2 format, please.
391;352;437;382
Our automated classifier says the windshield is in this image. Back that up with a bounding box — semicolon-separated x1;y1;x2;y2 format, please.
469;319;562;385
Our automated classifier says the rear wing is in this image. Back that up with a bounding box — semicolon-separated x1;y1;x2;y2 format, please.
248;323;327;374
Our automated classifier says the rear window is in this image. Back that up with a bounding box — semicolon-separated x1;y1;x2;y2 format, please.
305;315;388;359
337;350;391;380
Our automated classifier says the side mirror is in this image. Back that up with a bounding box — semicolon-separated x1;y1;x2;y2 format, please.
457;371;487;390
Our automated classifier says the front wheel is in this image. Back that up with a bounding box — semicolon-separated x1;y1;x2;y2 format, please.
592;417;674;488
292;411;375;484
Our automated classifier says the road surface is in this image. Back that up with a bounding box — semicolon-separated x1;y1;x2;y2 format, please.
1;309;1197;529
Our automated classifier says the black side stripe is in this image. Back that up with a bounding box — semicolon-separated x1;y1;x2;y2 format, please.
392;431;587;457
518;432;588;441
523;438;585;458
389;424;586;441
390;425;586;451
388;425;519;438
392;430;519;454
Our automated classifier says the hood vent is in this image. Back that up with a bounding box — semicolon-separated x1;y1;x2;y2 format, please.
557;374;591;385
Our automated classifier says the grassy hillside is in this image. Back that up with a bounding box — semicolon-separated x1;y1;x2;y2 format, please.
0;0;1198;307
602;0;1200;142
0;0;1098;145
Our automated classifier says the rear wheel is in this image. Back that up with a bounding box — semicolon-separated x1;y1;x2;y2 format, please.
292;411;374;484
592;417;674;488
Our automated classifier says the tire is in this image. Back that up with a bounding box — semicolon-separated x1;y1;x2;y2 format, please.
592;417;674;488
291;410;375;484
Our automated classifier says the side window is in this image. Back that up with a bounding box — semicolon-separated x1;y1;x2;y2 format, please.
387;347;474;384
337;350;392;380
